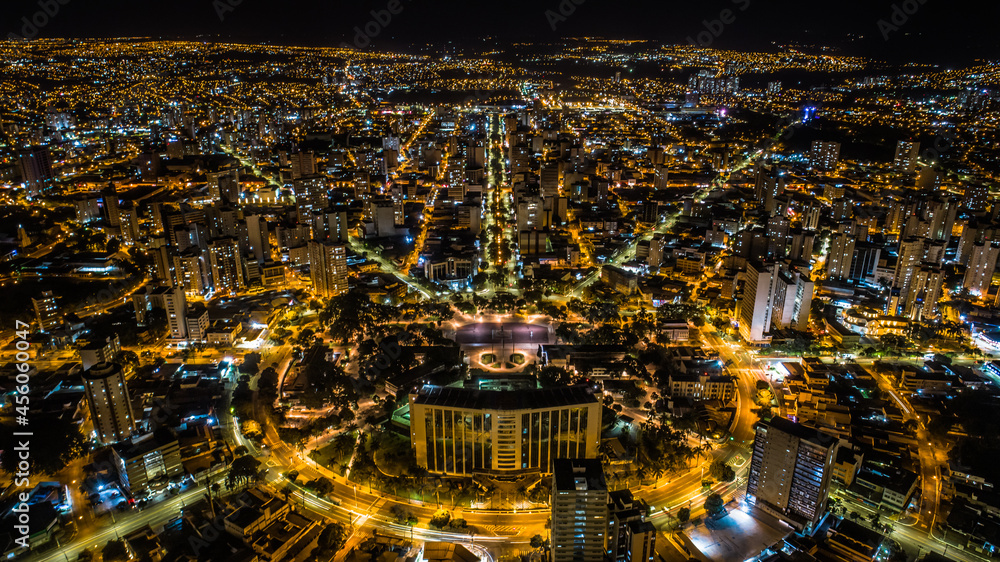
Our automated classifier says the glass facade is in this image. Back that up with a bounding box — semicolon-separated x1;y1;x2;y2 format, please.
413;402;598;475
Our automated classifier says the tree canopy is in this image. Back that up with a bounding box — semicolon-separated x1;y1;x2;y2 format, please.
704;493;725;517
320;291;393;343
0;414;85;476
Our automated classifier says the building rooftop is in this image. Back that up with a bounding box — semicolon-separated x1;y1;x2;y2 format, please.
765;417;837;449
412;383;598;411
423;542;479;562
553;458;606;492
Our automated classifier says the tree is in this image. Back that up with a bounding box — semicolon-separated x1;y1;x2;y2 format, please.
115;350;140;369
429;509;451;529
704;493;725;517
709;460;736;482
322;291;392;343
239;352;262;376
226;455;261;489
105;237;121;255
102;539;129;562
677;507;691;524
316;522;347;555
530;534;546;549
307;477;335;496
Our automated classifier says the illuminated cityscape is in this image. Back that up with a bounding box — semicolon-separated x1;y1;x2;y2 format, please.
2;4;1000;562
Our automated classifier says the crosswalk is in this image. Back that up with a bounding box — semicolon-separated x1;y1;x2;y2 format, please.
482;524;519;535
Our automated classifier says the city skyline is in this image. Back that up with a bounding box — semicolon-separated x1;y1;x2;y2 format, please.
1;19;999;562
3;1;1000;63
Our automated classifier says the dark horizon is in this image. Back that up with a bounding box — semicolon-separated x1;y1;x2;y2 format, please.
4;0;1000;65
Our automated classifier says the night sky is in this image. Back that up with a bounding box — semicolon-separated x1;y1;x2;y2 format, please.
4;0;999;63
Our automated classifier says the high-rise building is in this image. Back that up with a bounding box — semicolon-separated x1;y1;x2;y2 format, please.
151;245;177;286
206;206;240;239
754;163;785;212
746;417;838;532
765;216;790;252
893;140;920;173
163;287;188;340
826;233;856;281
517;196;549;232
118;203;140;246
32;291;61;332
798;201;822;231
307;240;348;299
607;490;656;562
290;151;317;180
78;335;121;371
131;285;168;321
922;197;959;243
964;243;1000;297
208;168;240;204
294;176;328;220
772;270;814;331
368;198;396;238
810;141;841;172
186;304;210;342
208;237;245;295
74;195;103;223
849;243;882;285
963;183;990;212
103;183;121;227
173;249;209;297
654;165;669;190
739;261;779;345
687;70;739;96
83;362;136;445
739;262;813;343
551;458;608;562
647;235;667;269
957;223;990;266
541;164;561;197
892;237;926;293
244;214;271;264
17;147;55;197
309;207;350;243
787;229;815;262
904;266;944;321
112;432;184;497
